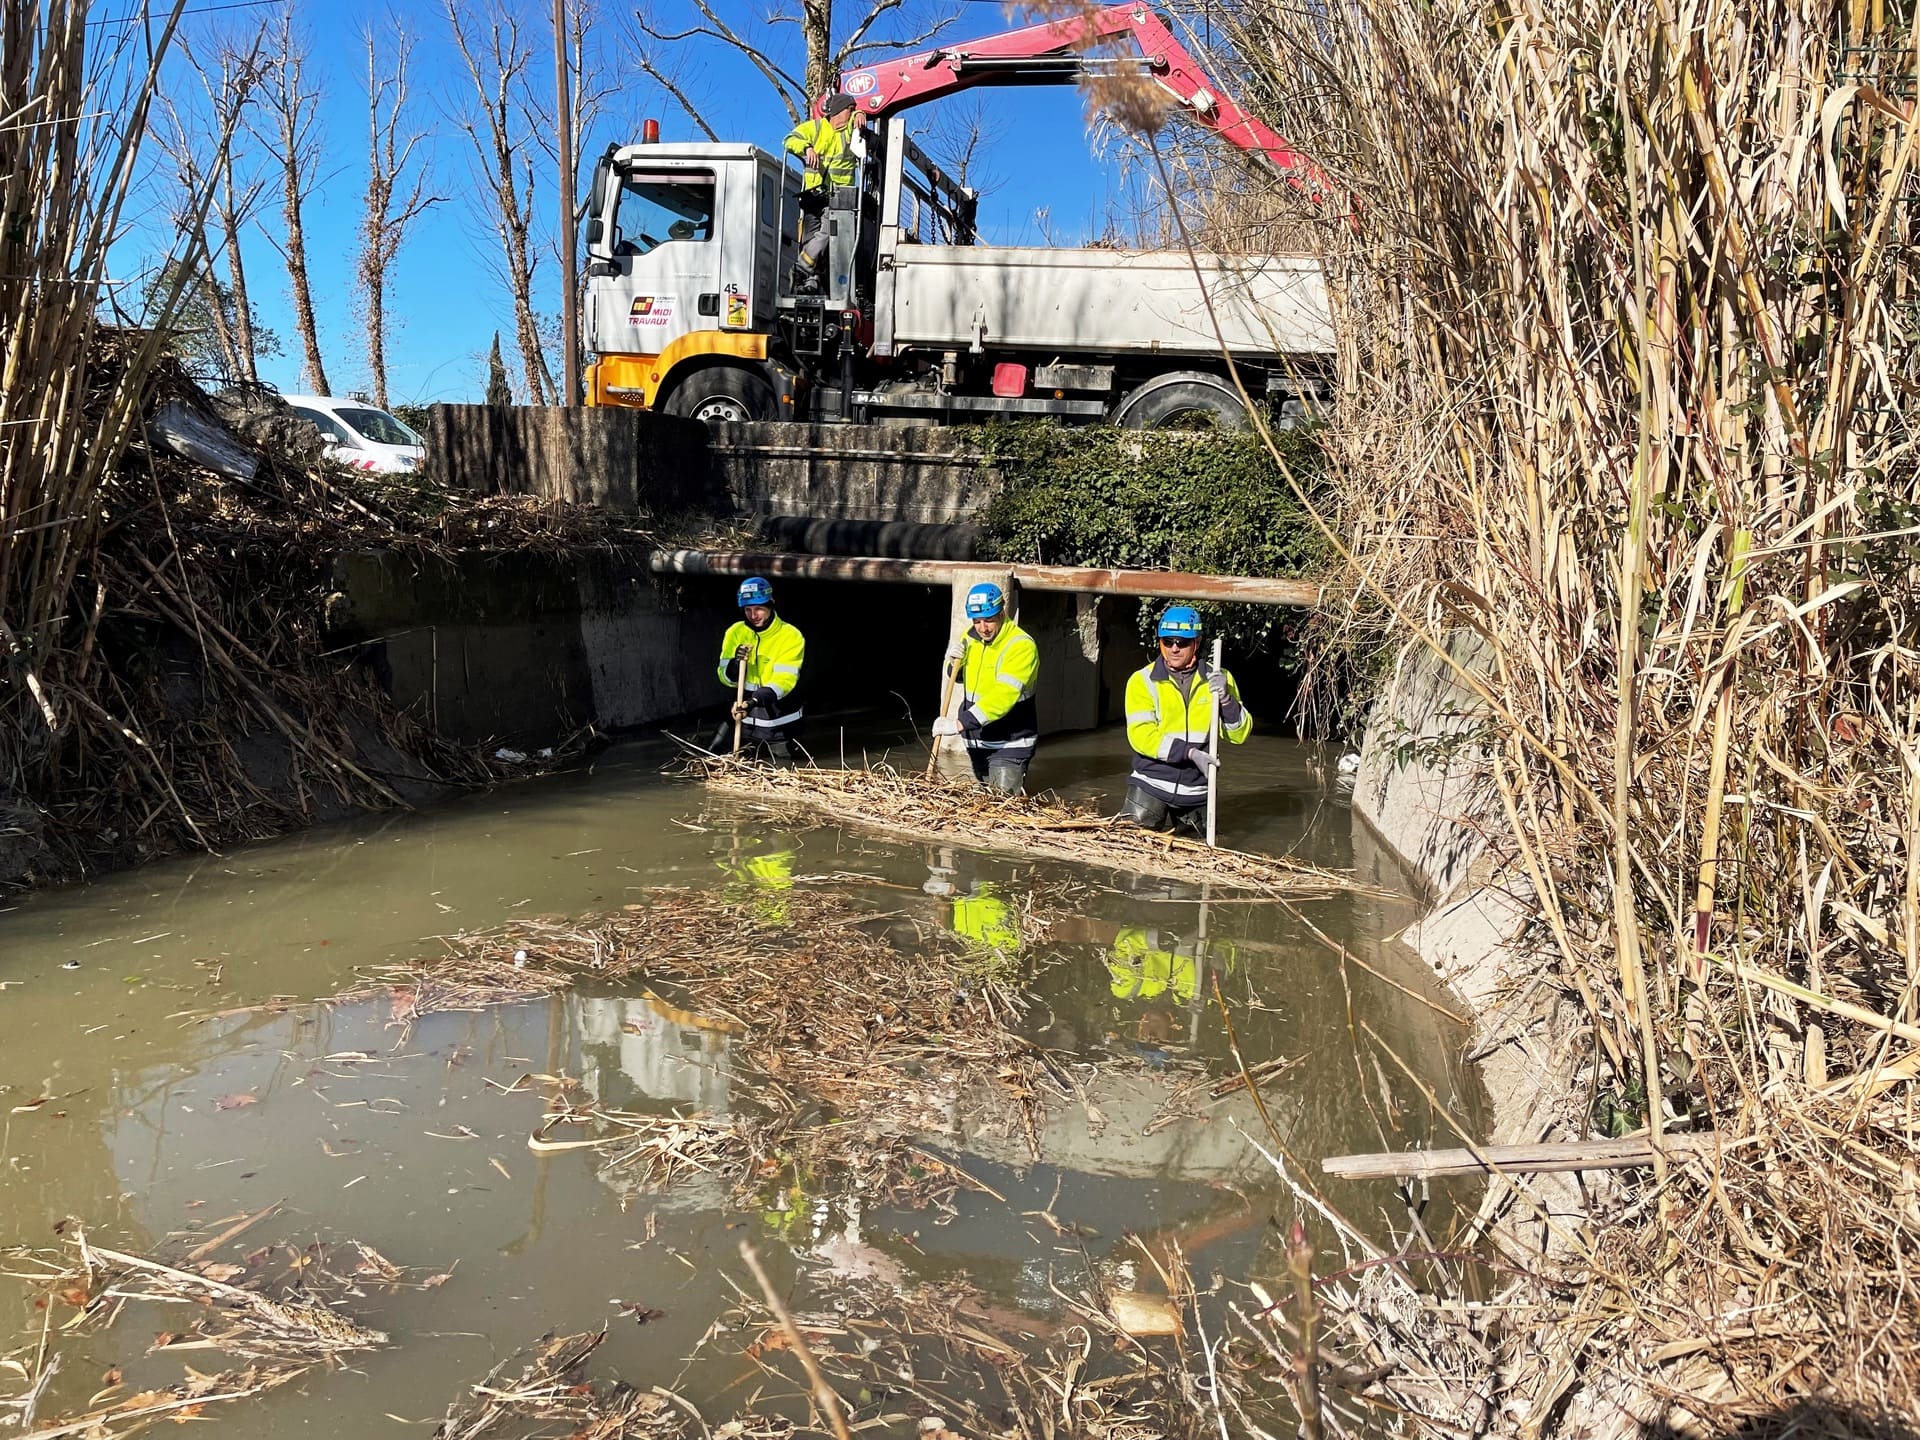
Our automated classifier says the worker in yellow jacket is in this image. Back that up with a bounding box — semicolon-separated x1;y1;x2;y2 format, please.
1124;605;1251;835
713;576;805;763
931;582;1038;794
784;92;865;294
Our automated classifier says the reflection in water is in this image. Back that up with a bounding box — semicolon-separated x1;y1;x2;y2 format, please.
0;728;1481;1436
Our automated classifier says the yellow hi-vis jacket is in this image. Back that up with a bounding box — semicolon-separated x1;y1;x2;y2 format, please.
718;614;805;736
1125;658;1251;804
952;885;1021;959
1106;928;1198;1004
719;845;795;926
958;621;1038;755
784;117;854;190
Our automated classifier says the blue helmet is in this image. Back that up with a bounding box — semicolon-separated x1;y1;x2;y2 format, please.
965;582;1005;619
737;576;773;608
1157;604;1203;639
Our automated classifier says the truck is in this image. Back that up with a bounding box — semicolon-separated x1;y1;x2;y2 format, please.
580;3;1333;430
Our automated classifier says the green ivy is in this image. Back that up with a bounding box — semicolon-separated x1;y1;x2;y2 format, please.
975;423;1331;661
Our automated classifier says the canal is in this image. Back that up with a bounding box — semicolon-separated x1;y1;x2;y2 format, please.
0;726;1479;1433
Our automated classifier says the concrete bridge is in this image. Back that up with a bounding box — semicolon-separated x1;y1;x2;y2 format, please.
326;407;1320;747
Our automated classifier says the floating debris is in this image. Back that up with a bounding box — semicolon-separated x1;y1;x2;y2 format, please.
343;887;1061;1174
686;756;1379;896
431;1328;772;1440
2;1221;392;1439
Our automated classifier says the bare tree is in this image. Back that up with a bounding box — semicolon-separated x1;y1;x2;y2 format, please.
445;0;554;407
633;0;958;124
359;14;441;410
627;23;719;142
155;28;271;381
255;7;332;395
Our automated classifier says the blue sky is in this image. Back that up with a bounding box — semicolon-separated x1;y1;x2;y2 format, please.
139;0;1138;405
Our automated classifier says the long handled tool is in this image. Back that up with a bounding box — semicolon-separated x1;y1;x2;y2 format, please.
1205;637;1223;848
731;643;749;756
926;637;963;779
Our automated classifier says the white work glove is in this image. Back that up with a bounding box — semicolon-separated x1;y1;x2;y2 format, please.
1206;672;1229;702
945;640;966;666
1187;747;1220;772
931;716;962;737
730;700;750;720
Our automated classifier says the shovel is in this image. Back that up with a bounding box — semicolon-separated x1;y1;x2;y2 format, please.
926;635;963;780
731;643;749;756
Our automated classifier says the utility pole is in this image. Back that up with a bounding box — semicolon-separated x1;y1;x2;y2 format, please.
554;0;578;406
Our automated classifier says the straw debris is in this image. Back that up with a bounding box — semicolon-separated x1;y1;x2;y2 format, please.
2;1222;392;1439
340;885;1065;1186
433;1329;692;1440
687;757;1377;897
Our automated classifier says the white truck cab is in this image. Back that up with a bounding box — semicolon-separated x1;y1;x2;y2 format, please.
583;143;804;422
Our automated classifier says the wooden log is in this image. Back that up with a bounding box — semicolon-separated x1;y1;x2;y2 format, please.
151;400;259;483
1321;1131;1721;1180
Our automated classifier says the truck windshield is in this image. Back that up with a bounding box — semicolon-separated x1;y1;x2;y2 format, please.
614;171;715;256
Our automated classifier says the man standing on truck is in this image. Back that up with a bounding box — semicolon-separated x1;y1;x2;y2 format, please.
932;583;1039;794
784;93;865;294
714;577;806;762
1123;606;1251;834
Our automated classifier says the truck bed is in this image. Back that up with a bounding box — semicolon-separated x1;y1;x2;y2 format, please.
879;245;1332;358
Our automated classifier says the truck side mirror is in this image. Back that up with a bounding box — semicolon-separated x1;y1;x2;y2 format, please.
585;151;615;258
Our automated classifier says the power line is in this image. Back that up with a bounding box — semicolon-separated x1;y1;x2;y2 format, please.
86;0;276;28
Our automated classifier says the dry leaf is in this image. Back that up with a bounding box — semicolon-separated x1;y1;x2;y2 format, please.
197;1263;245;1283
100;1366;123;1387
214;1092;259;1110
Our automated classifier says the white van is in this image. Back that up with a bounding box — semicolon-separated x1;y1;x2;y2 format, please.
282;394;426;475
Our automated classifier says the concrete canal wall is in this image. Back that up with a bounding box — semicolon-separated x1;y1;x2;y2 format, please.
324;548;1153;748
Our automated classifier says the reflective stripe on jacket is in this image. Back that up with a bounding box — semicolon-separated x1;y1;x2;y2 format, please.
959;621;1038;754
719;614;805;733
783;117;853;190
1125;658;1251;802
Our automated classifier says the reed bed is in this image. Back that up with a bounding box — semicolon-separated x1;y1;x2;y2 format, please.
1131;0;1920;1431
687;757;1378;897
0;5;666;888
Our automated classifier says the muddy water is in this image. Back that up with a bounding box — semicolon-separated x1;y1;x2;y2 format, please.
0;728;1478;1434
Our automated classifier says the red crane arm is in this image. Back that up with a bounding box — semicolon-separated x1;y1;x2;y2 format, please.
832;3;1327;197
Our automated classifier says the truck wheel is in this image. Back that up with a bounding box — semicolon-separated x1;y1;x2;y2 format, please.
663;365;775;426
1112;371;1249;431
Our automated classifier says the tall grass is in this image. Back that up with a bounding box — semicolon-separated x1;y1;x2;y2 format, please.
1;1;202;838
1181;0;1920;1428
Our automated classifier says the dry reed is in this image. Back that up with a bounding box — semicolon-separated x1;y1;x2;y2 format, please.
338;885;1063;1183
687;756;1382;897
2;1220;391;1438
1120;0;1920;1431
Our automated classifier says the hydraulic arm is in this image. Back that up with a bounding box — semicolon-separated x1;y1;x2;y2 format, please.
832;3;1327;196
